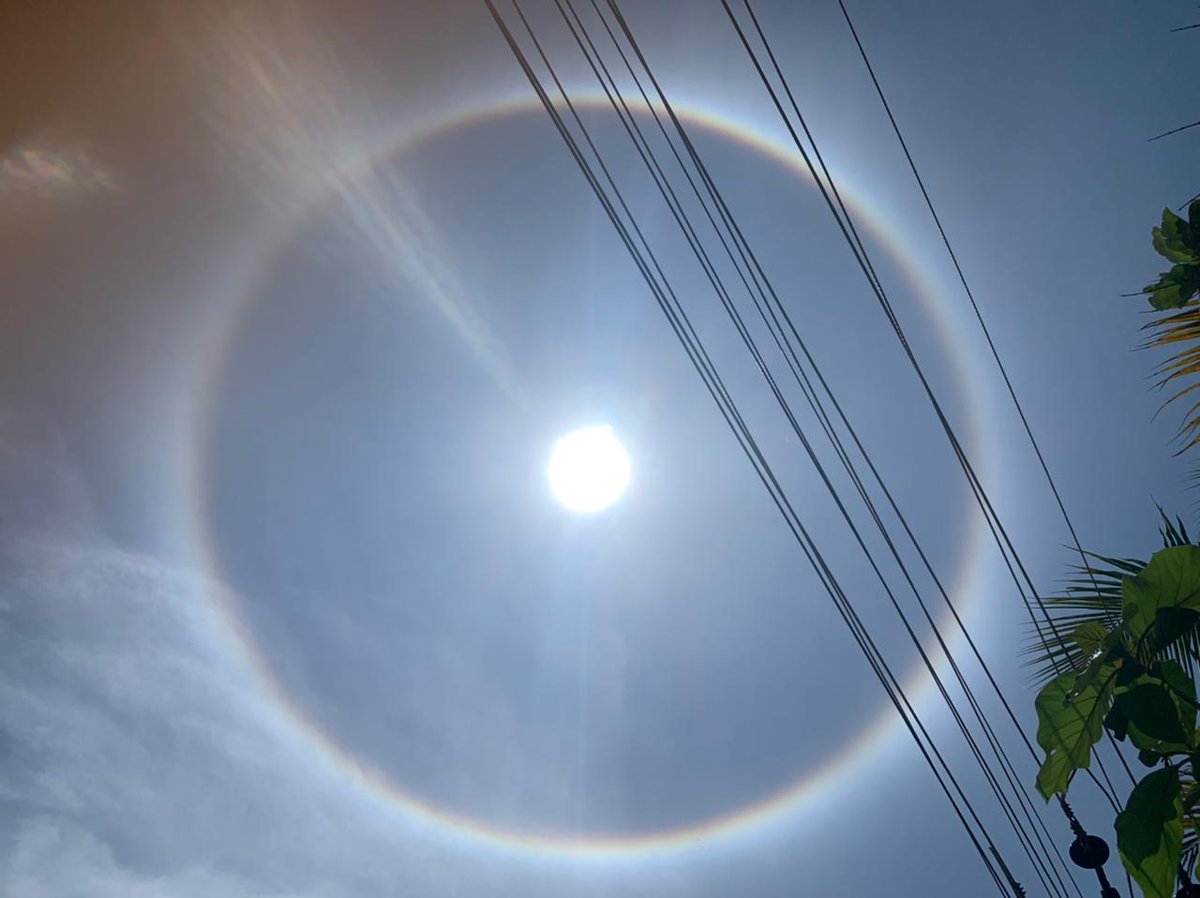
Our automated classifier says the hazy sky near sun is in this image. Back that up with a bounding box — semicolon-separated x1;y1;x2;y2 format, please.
1;1;1197;895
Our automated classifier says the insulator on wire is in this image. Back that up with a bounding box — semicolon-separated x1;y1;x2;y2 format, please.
1069;834;1110;870
1065;831;1123;898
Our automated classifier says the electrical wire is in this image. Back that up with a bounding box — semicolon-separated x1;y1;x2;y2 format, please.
478;0;1136;892
483;3;1017;891
1150;119;1200;142
722;0;1132;806
832;0;1140;795
560;2;1080;892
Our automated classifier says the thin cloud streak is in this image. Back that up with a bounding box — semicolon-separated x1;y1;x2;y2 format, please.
194;1;519;397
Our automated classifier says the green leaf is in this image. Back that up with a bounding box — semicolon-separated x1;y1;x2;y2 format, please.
1072;621;1109;658
1152;607;1200;655
1105;704;1129;741
1115;766;1183;898
1153;233;1192;264
1114;679;1192;749
1156;659;1198;708
1122;546;1200;651
1116;654;1147;686
1150;282;1188;311
1154;208;1197;264
1138;747;1163;767
1035;667;1116;799
1143;263;1200;310
1168;263;1200;288
1150;660;1199;752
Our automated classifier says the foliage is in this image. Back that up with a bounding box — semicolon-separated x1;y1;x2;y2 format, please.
1026;184;1200;898
1142;204;1200;310
1115;767;1184;898
1033;545;1200;897
1138;202;1200;453
1025;508;1198;684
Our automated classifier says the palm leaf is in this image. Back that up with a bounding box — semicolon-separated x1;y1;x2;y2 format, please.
1026;508;1200;684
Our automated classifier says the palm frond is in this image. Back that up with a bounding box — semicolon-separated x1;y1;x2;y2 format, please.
1159;503;1193;546
1026;508;1200;684
1024;555;1133;684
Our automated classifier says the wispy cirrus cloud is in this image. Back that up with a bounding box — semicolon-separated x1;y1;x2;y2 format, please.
190;1;519;397
0;143;116;205
0;534;343;895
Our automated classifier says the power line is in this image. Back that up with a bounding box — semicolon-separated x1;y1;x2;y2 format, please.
833;0;1143;797
483;2;1019;891
722;0;1132;808
568;1;1080;890
725;0;1138;882
478;1;1138;892
556;2;1071;890
833;0;1094;591
1150;118;1200;141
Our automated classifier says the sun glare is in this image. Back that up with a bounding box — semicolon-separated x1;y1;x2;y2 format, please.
547;425;631;513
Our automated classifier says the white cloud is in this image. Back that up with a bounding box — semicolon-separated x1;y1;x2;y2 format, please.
188;1;519;398
3;820;344;898
0;535;396;895
0;418;713;897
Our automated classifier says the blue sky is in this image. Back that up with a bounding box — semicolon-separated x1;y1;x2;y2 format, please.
1;1;1197;895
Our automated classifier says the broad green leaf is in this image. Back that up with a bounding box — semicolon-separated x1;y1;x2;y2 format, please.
1072;621;1109;658
1035;667;1116;799
1168;263;1200;289
1154;232;1193;264
1115;766;1183;898
1143;265;1200;310
1170;207;1200;253
1150;283;1188;311
1113;679;1192;750
1152;236;1190;268
1151;607;1200;655
1154;208;1197;264
1105;704;1129;741
1148;660;1200;753
1138;747;1162;767
1122;546;1200;650
1115;653;1146;686
1102;627;1130;652
1155;659;1198;711
1074;643;1131;694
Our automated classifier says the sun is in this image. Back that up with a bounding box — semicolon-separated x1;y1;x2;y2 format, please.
547;425;631;513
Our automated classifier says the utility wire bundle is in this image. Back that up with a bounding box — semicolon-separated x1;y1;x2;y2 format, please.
483;1;1131;894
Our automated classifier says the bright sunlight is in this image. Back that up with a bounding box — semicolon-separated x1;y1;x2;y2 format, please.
547;425;631;513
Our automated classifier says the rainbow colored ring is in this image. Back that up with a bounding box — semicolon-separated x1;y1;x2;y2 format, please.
182;94;993;861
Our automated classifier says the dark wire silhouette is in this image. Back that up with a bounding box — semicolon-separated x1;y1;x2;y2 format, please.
561;1;1089;893
569;0;1082;892
478;0;1142;893
831;1;1144;795
553;2;1071;890
723;0;1134;805
1150;119;1200;141
483;3;1017;892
